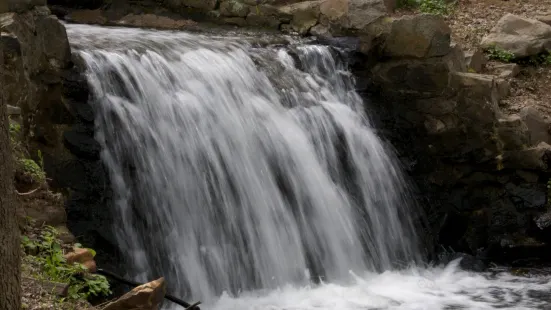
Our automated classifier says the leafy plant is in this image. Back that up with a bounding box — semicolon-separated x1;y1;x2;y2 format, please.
17;158;46;184
37;150;44;170
9;121;21;136
518;52;551;66
486;45;515;62
419;0;452;15
21;226;111;301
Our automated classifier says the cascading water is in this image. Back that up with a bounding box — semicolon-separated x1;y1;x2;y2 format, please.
66;24;551;309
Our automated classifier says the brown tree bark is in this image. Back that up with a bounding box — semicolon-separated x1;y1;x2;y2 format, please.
0;33;21;310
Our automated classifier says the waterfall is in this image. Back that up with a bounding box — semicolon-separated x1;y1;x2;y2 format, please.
67;24;421;303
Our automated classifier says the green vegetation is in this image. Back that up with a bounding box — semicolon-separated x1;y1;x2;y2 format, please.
485;45;551;66
17;158;46;184
21;226;111;301
518;52;551;66
9;119;48;186
397;0;453;15
9;121;21;137
485;45;515;63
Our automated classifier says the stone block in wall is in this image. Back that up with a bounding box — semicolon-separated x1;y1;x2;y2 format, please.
371;50;463;97
449;72;499;105
501;142;551;171
279;0;321;35
496;115;530;151
222;17;246;26
246;12;283;29
319;0;391;34
464;48;486;72
384;14;451;58
164;0;218;11
1;33;29;110
220;0;249;17
492;63;520;79
520;106;551;146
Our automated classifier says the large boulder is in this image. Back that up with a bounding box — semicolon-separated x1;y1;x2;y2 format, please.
384;14;451;58
103;278;166;310
480;14;551;58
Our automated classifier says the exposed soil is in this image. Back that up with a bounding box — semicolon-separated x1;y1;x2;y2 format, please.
446;0;551;117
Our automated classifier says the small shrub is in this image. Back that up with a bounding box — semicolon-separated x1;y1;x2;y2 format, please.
485;45;515;63
419;0;452;15
21;226;112;301
9;121;21;137
17;158;46;184
518;52;551;66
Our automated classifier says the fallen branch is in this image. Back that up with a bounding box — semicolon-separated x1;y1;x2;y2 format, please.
97;268;201;310
15;186;41;196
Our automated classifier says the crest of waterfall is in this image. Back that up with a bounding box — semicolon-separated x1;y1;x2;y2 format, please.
67;24;421;302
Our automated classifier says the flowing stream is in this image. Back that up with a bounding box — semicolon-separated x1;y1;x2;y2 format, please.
66;24;551;310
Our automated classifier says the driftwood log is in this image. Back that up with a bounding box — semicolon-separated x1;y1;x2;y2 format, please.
97;268;201;310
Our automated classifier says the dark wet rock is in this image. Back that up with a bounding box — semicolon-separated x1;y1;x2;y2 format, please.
63;124;101;160
480;14;551;58
438;252;487;272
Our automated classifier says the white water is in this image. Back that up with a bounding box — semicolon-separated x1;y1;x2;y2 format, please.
65;24;551;309
212;260;551;310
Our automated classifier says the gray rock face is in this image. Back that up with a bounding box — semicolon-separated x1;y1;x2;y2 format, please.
480;14;551;58
220;0;249;17
384;14;451;58
520;106;551;145
279;0;321;34
464;48;487;72
319;0;391;33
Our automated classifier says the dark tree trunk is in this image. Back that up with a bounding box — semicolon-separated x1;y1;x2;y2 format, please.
0;34;21;310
